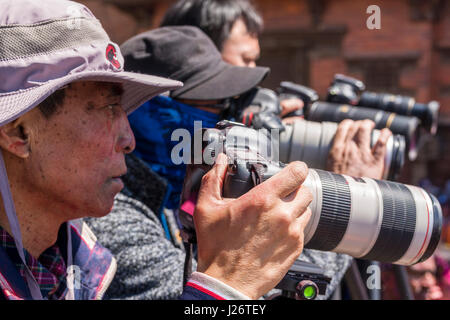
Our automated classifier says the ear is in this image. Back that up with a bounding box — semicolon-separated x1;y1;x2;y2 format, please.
0;118;31;159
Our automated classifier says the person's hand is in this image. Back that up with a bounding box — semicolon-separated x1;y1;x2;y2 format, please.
280;97;304;118
326;119;392;179
194;153;312;299
280;97;304;125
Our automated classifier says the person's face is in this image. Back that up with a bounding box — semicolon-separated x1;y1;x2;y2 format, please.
221;18;260;68
408;258;443;300
22;81;135;218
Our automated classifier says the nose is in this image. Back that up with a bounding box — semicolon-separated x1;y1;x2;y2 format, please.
115;114;136;154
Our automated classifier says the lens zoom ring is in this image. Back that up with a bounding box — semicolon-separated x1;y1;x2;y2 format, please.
362;180;416;262
307;170;351;251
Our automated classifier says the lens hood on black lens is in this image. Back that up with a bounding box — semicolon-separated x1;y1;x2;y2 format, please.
387;134;406;180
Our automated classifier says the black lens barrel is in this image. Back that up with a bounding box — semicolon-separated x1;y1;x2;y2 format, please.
387;134;406;181
359;92;414;115
358;92;439;134
417;193;443;263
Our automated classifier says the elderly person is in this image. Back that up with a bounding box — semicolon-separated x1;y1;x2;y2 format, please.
0;0;312;300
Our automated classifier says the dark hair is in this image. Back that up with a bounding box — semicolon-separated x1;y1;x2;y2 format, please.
37;88;67;118
37;82;124;118
160;0;263;51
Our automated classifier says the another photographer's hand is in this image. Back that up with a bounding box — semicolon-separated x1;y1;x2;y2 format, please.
280;97;304;124
194;153;312;299
280;97;304;117
326;119;392;179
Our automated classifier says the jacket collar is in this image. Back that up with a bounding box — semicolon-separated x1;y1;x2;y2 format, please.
0;220;116;300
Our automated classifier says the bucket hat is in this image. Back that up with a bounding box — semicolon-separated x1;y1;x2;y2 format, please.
0;0;183;127
0;0;182;299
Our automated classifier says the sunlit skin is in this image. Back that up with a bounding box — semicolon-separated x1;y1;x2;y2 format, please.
0;81;135;258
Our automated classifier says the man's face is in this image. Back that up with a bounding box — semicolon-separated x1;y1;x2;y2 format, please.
22;81;134;218
221;18;260;68
408;258;444;300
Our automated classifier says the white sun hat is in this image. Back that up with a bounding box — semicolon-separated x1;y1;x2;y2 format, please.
0;0;183;127
0;0;182;299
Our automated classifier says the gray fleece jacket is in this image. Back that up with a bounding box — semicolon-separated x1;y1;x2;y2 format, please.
85;154;192;299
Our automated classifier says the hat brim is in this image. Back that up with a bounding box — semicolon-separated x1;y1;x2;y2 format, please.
0;70;183;127
171;62;269;101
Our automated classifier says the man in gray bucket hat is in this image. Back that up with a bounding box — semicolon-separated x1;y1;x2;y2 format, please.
0;0;313;300
0;0;182;300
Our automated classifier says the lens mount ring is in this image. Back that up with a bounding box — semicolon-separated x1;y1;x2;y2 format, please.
295;280;319;300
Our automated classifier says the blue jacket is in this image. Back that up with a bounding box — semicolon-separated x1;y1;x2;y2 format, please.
128;95;219;210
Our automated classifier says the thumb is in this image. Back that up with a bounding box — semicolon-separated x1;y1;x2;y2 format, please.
197;153;229;202
280;98;304;117
372;128;392;162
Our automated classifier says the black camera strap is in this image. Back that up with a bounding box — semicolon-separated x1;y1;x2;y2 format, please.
183;242;193;286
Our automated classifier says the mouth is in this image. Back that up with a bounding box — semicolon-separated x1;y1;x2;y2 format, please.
111;168;127;180
110;173;126;189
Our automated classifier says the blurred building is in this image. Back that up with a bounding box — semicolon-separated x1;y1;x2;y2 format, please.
80;0;450;187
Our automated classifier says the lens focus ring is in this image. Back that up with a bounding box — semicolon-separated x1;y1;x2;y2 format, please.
307;170;351;251
361;180;416;262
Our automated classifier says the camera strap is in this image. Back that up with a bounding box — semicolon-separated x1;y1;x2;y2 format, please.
250;163;266;186
182;242;193;286
0;152;43;300
0;153;76;300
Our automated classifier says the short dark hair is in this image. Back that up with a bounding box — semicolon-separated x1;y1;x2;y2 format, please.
160;0;263;51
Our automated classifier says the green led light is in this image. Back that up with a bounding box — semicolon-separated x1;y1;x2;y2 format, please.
303;286;316;299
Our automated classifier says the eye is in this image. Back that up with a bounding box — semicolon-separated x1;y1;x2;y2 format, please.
105;103;122;117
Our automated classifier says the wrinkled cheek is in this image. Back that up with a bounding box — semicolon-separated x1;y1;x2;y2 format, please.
85;129;116;158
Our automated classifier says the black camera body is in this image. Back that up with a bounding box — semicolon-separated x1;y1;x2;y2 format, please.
277;81;319;118
179;121;330;300
273;260;331;300
237;87;285;131
179;120;442;267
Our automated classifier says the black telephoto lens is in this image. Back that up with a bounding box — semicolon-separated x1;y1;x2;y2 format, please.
179;121;443;266
358;92;440;135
